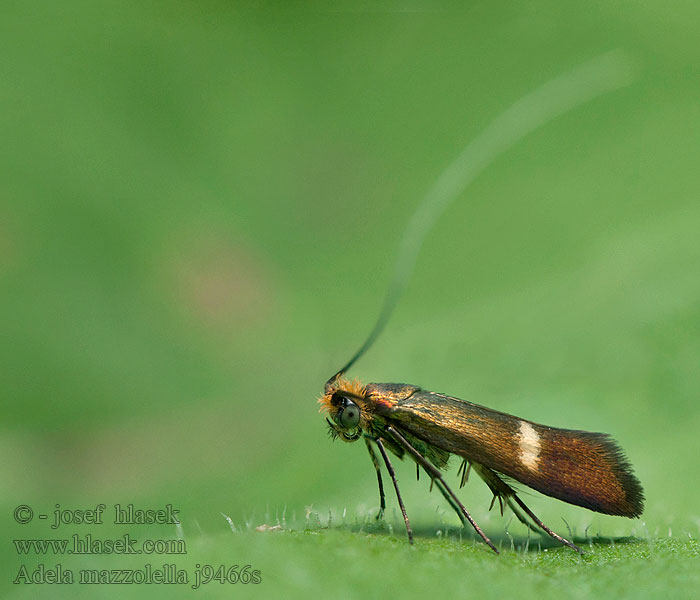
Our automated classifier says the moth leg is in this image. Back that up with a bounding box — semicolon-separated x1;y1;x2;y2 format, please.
470;463;544;536
374;436;414;545
472;464;580;551
386;425;499;554
488;495;505;515
411;455;474;531
457;459;471;488
505;498;547;536
510;493;582;554
364;436;386;520
416;466;471;529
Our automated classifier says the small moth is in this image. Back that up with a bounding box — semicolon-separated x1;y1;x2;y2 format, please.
318;54;644;554
320;371;643;553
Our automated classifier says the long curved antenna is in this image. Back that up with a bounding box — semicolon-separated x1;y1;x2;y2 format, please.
327;50;637;387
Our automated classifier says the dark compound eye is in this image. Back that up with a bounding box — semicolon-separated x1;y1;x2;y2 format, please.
338;399;361;429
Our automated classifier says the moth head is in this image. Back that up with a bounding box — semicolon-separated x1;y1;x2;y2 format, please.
318;377;367;443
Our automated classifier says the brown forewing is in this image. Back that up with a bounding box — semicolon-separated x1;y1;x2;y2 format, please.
365;383;643;517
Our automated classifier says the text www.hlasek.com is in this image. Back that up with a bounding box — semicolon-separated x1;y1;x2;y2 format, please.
14;534;186;555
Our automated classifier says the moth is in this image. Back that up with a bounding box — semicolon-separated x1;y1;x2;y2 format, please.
317;55;645;554
320;370;644;553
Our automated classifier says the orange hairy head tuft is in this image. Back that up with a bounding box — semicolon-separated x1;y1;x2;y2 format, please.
318;377;367;414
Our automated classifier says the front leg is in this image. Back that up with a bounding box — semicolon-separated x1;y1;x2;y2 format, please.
364;436;386;520
374;436;414;544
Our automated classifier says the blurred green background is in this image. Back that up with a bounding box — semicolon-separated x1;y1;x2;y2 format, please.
3;1;699;598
